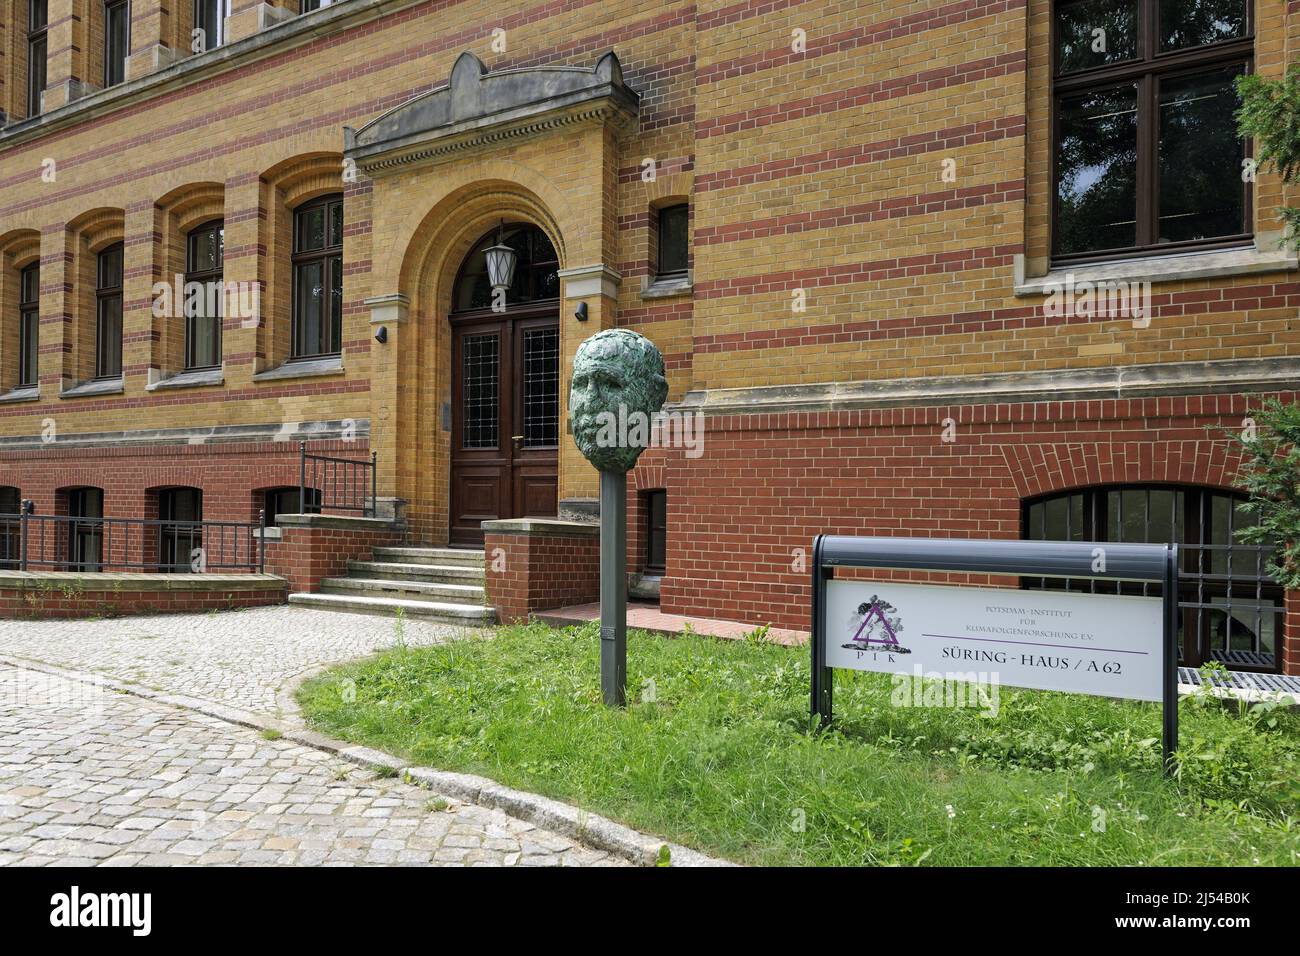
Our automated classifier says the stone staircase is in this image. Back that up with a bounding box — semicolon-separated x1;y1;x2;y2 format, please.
287;546;495;626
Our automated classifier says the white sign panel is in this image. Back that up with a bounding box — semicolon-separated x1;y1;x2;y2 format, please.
824;580;1164;702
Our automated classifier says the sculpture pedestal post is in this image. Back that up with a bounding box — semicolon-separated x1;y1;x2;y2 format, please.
600;469;628;707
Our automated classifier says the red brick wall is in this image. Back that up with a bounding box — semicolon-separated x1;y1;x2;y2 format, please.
485;529;600;625
264;518;404;594
0;439;369;524
0;577;286;618
635;390;1299;674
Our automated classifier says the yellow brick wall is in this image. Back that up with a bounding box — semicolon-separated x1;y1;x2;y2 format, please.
0;0;1293;540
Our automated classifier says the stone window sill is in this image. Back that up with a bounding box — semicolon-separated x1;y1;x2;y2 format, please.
1014;245;1299;297
641;274;693;299
60;377;124;399
0;386;39;404
146;367;224;391
252;356;344;382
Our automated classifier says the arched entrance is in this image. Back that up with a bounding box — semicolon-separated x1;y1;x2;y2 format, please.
448;223;561;546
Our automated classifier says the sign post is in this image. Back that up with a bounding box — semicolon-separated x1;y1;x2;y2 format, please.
811;536;1180;775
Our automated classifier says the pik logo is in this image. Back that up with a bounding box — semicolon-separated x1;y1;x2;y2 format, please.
843;596;911;654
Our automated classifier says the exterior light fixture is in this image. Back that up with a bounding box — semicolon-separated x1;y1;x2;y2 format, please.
574;301;589;321
484;220;518;294
374;326;388;343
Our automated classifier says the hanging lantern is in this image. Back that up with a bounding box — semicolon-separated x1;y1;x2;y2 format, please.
484;221;518;294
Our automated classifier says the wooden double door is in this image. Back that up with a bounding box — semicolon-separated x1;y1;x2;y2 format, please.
449;310;560;546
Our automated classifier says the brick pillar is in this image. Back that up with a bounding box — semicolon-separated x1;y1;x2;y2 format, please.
126;0;182;82
1284;591;1300;676
223;172;262;387
483;518;599;624
224;0;294;45
40;0;83;111
122;200;155;390
40;221;70;393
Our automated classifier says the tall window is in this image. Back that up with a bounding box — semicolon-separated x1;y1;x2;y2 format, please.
185;221;223;370
644;490;667;574
1052;0;1253;260
95;243;123;379
27;0;47;117
656;204;689;277
18;263;39;388
194;0;228;52
291;194;344;359
104;0;130;88
1024;484;1281;672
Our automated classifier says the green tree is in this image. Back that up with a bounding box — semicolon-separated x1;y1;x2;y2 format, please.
1224;399;1300;589
1236;65;1300;251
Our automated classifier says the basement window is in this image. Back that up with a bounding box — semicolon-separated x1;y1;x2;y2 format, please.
644;490;666;574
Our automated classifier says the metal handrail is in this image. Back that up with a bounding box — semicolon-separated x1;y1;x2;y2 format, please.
1;503;266;573
299;441;377;517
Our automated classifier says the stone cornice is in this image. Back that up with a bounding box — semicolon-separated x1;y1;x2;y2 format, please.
671;357;1300;417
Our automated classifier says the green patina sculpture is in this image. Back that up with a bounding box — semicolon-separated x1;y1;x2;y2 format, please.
570;329;669;474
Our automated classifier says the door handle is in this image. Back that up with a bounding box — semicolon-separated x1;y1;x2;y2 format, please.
511;435;524;441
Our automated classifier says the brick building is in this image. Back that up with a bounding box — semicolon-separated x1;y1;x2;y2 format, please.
0;0;1297;673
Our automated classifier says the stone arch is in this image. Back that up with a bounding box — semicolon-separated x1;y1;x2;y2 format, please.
0;228;42;390
64;208;126;385
259;153;345;369
153;183;226;377
376;176;571;543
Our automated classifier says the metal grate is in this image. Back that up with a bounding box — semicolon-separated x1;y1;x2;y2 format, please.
1178;666;1300;696
1023;485;1282;672
462;334;499;450
522;327;559;448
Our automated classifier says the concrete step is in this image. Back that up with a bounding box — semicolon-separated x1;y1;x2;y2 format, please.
288;591;495;625
372;547;485;568
346;560;485;584
319;577;486;605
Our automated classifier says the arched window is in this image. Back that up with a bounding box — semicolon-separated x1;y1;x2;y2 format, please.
185;220;224;370
1024;484;1281;672
291;194;343;359
95;243;123;379
452;223;559;313
18;262;38;388
157;487;202;572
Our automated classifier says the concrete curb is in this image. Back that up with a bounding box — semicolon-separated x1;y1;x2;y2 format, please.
0;652;734;868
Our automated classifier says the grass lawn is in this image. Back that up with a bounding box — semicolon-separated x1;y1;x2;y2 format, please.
297;620;1300;866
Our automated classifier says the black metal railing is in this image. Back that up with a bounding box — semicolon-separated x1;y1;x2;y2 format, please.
0;503;266;573
300;441;377;517
1178;542;1283;673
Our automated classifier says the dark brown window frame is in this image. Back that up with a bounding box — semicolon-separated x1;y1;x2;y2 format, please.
95;243;123;380
1022;482;1282;672
290;193;344;361
1050;0;1255;263
643;489;667;574
103;0;130;89
655;203;689;278
184;219;224;371
27;0;47;117
450;222;561;316
18;261;39;388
